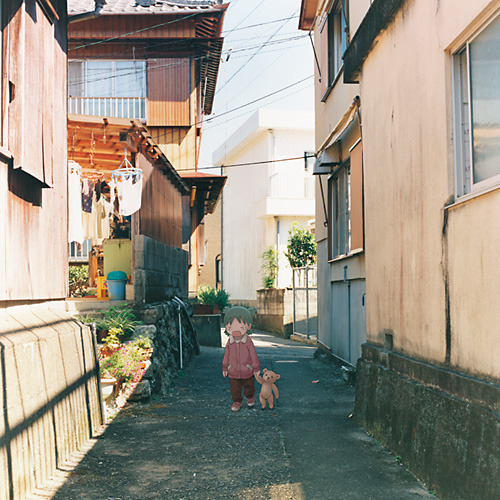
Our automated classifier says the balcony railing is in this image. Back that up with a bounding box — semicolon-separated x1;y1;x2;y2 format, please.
68;97;147;121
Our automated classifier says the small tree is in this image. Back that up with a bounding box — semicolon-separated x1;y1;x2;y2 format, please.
284;223;316;268
260;246;279;288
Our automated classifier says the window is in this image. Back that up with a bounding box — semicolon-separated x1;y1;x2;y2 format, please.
320;0;348;98
68;60;146;98
304;151;315;198
453;13;500;197
329;159;351;259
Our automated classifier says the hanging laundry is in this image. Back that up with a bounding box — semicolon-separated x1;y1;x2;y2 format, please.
95;179;102;202
68;167;84;244
81;178;95;213
82;191;99;244
96;196;112;243
115;172;143;216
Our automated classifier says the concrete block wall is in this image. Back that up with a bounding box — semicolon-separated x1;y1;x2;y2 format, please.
0;303;102;500
254;288;294;337
134;235;188;304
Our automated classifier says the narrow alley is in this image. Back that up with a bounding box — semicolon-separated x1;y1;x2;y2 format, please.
41;334;434;500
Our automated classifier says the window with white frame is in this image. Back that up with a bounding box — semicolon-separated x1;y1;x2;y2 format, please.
321;0;348;98
68;60;146;98
453;13;500;197
328;159;351;259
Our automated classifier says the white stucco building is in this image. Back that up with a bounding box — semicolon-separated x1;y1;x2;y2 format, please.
213;109;315;306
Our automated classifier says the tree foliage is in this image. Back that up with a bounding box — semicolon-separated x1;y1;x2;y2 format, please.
260;246;279;288
284;223;316;268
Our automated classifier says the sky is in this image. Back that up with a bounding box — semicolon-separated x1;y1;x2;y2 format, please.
198;0;315;168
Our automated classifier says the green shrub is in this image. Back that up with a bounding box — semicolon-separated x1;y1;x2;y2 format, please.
69;265;89;297
260;246;279;288
197;285;230;310
102;305;141;336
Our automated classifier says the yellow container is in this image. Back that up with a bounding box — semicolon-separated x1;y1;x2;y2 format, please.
96;276;108;300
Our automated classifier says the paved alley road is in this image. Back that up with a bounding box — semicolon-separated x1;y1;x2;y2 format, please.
47;333;435;500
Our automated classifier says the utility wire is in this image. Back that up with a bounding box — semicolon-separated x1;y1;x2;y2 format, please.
183;154;316;171
216;9;299;95
69;15;300;53
201;79;313;134
68;34;308;87
203;74;313;124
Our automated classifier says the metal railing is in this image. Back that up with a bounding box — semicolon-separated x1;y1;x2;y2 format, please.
68;97;147;120
292;265;318;339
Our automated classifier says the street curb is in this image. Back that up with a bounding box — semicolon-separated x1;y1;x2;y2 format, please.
290;333;318;346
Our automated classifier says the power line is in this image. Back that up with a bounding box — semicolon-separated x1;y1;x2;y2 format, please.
68;34;308;87
183;154;316;171
201;79;313;134
70;11;202;51
202;75;313;124
68;14;300;54
216;10;299;95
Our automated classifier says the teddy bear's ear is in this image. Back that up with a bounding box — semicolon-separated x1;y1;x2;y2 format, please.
275;374;280;380
263;368;268;373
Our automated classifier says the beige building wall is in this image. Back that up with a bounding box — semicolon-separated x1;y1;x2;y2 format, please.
360;0;500;379
198;201;221;289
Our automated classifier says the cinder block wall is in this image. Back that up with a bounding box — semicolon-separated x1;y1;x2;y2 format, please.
134;235;189;304
0;303;102;500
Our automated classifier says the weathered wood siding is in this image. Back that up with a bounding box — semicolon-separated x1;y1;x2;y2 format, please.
147;58;191;127
68;14;197;40
0;0;68;301
150;126;197;172
137;152;182;248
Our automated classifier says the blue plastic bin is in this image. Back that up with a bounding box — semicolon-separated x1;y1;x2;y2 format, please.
105;271;128;300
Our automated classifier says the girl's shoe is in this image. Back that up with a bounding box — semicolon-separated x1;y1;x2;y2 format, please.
247;397;255;408
231;402;242;412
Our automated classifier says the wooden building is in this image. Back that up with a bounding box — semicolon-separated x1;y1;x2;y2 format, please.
67;0;227;295
0;2;103;498
68;113;190;302
1;0;69;302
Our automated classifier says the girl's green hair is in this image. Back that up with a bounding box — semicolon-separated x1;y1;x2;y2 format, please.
224;306;253;327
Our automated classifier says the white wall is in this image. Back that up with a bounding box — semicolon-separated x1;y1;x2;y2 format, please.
213;109;314;303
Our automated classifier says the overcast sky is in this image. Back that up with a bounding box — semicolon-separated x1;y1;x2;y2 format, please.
198;0;315;168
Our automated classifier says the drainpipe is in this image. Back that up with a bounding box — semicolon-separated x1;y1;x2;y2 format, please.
173;296;198;371
68;0;106;24
172;296;185;371
343;265;351;363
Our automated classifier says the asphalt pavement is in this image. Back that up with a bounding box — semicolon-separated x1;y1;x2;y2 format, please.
39;332;436;500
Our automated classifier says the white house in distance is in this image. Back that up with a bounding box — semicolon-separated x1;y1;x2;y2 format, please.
213;109;315;307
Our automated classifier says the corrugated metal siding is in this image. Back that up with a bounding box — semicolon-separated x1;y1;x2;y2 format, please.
147;58;191;127
138;153;182;248
150;126;197;171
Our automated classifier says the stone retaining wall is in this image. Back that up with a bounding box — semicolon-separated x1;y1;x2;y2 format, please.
355;344;500;500
135;300;200;396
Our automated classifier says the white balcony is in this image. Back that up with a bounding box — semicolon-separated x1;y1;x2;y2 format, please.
68;97;146;121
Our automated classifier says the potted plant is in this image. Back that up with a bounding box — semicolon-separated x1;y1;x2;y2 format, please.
194;285;230;314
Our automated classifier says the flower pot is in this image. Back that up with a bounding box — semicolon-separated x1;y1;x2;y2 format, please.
100;377;117;398
193;303;213;314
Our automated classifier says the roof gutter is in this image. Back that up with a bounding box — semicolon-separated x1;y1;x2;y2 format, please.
68;0;106;24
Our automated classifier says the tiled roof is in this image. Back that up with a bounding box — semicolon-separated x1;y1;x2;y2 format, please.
68;0;223;16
